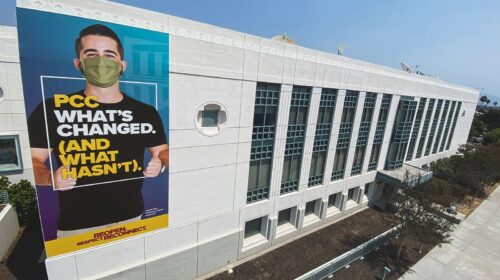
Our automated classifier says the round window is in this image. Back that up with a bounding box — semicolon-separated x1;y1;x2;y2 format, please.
195;102;227;136
0;86;4;103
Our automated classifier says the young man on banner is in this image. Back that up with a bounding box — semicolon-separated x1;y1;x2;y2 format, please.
28;24;169;238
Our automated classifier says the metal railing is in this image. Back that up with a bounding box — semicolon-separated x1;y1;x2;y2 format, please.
0;190;8;204
295;226;398;280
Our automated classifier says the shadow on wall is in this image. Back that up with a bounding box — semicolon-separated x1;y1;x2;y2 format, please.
3;216;47;280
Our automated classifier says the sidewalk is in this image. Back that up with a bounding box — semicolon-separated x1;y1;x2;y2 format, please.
400;185;500;280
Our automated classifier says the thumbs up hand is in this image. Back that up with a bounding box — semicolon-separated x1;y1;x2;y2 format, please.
143;150;162;178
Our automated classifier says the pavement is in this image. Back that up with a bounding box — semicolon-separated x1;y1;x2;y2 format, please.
400;185;500;280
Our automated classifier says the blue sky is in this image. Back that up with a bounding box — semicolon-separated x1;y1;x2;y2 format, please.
1;0;499;103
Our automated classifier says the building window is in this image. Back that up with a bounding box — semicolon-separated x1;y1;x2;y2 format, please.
201;110;218;127
406;98;426;161
364;183;370;195
281;86;311;194
425;99;443;156
247;159;272;202
332;91;359;180
351;93;376;176
345;187;360;209
276;207;298;236
247;83;280;203
308;88;337;187
244;217;262;238
385;96;417;170
305;200;316;215
0;86;4;103
439;101;455;152
433;100;450;154
328;193;338;207
368;95;392;171
278;208;292;226
446;102;462;150
416;99;435;158
196;103;227;136
347;188;355;201
281;155;301;194
303;199;321;225
243;216;269;250
326;192;342;216
308;151;326;187
331;148;347;180
0;135;23;173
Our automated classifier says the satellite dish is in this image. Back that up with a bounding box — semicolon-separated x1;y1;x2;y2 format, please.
338;44;345;55
271;33;296;45
401;62;413;73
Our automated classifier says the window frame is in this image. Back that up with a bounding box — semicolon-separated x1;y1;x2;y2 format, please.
0;134;23;174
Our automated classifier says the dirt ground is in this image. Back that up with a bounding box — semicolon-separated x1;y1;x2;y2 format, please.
1;185;492;280
209;208;397;280
333;234;438;280
0;216;47;280
457;184;498;217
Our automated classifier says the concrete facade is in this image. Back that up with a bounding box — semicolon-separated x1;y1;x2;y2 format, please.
0;1;478;279
0;204;20;260
0;25;33;183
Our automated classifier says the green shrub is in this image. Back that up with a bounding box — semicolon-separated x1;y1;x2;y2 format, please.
0;176;37;226
484;128;500;144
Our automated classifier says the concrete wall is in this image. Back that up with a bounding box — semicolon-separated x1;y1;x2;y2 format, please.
0;204;20;260
3;1;480;279
0;26;34;184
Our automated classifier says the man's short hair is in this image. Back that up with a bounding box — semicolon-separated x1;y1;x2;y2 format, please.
75;24;124;59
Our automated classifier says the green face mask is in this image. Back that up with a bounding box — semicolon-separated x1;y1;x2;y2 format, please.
80;56;122;88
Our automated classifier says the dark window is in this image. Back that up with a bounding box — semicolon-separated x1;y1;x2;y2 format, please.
0;136;22;172
305;200;316;215
348;188;355;200
244;217;263;238
328;193;338;207
278;208;292;226
248;83;280;203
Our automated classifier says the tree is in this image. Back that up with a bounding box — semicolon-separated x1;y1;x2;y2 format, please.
389;186;453;262
486;98;491;107
430;157;459;184
480;109;500;130
0;177;37;225
494;101;498;107
456;144;500;201
484;128;500;144
479;95;488;108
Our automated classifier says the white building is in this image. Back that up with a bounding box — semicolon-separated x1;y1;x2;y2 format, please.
0;1;477;279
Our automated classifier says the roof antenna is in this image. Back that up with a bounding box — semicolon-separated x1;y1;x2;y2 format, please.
337;44;345;56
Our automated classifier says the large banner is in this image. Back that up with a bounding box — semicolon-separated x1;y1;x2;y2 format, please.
17;8;169;257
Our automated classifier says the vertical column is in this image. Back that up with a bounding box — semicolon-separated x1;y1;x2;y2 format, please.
299;87;322;191
320;199;328;219
345;92;366;177
362;93;382;173
322;90;345;185
357;186;364;204
412;98;430;159
340;191;348;211
269;84;292;197
377;95;400;170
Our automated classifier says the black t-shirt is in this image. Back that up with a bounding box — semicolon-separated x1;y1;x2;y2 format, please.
28;91;166;230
